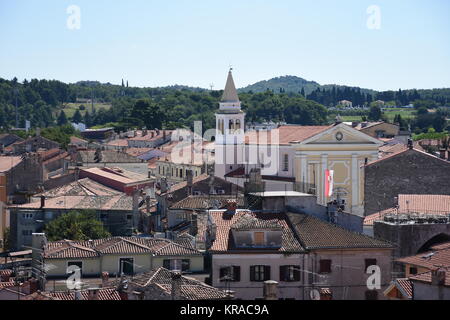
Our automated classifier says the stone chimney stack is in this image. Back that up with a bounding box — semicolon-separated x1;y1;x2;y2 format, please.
263;280;278;300
171;272;182;300
190;212;198;236
187;170;193;195
226;199;237;214
101;272;109;288
31;233;47;290
40;195;45;208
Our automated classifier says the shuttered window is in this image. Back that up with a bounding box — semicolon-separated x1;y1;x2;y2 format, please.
279;265;301;282
250;265;270;282
219;266;241;282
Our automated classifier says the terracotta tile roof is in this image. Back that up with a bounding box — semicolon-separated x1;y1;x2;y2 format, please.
80;167;150;185
245;125;332;146
43;237;201;259
366;195;450;223
124;147;152;157
76;150;143;163
386;278;413;299
366;147;450;167
209;210;305;253
0;281;15;289
14;194;140;211
397;194;450;215
120;267;228;300
37;177;122;197
409;269;450;287
397;246;450;269
231;213;283;230
47;288;122;300
363;208;396;226
379;143;408;158
170;195;244;210
0;156;22;172
105;139;128;147
128;130;173;142
70;136;88;144
287;213;393;250
22;291;58;300
165;174;210;193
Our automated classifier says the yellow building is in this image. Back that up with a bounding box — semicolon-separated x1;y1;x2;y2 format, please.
293;122;383;216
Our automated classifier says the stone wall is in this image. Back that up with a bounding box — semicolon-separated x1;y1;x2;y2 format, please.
364;149;450;215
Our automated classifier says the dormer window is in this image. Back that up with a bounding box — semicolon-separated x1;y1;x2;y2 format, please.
254;232;264;246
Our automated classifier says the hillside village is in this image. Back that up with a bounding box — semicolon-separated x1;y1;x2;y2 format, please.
0;70;449;301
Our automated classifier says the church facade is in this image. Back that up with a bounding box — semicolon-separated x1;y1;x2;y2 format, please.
214;70;383;216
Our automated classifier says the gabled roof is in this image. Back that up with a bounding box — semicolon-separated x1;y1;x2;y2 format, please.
43;237;202;259
409;269;450;287
221;70;240;103
384;278;413;299
47;288;122;300
36;177;122;197
76;150;143;163
209;210;305;253
115;267;228;300
397;244;450;269
231;213;283;231
287;213;393;250
365;147;450;167
170;195;244;210
245;125;331;146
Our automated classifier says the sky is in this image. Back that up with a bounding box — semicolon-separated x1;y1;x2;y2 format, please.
0;0;449;91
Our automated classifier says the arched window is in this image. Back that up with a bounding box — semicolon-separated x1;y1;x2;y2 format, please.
229;119;234;133
235;119;241;131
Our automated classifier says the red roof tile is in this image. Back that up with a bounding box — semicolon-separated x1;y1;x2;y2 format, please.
245;125;332;146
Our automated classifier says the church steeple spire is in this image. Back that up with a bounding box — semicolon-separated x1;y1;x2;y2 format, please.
221;68;240;103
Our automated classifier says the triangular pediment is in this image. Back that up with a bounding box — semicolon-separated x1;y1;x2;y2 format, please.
298;123;383;146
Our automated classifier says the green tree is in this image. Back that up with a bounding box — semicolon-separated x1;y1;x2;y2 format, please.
72;109;83;123
368;105;382;121
44;210;111;241
57;110;68;126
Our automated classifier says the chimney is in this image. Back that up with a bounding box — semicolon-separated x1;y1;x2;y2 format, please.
40;195;45;208
151;131;154;138
351;122;358;128
407;138;413;149
101;272;109;288
171;272;182;300
145;196;151;214
226;199;237;214
439;149;446;159
431;269;446;286
224;290;235;300
31;233;47;289
163;130;166;140
132;189;140;214
190;212;198;236
187;170;193;195
88;288;100;300
263;280;278;300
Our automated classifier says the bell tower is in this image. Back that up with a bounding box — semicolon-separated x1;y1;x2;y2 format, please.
215;69;245;179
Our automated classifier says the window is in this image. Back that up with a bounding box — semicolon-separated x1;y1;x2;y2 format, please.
235;119;241;131
280;265;301;282
250;265;270;282
127;215;133;220
283;154;289;172
319;260;332;274
409;266;418;275
182;259;190;272
219;266;241;282
163;259;171;270
100;213;108;220
22;213;33;219
365;290;378;300
254;232;265;246
229;119;234;133
365;259;377;272
163;259;181;271
119;258;134;275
